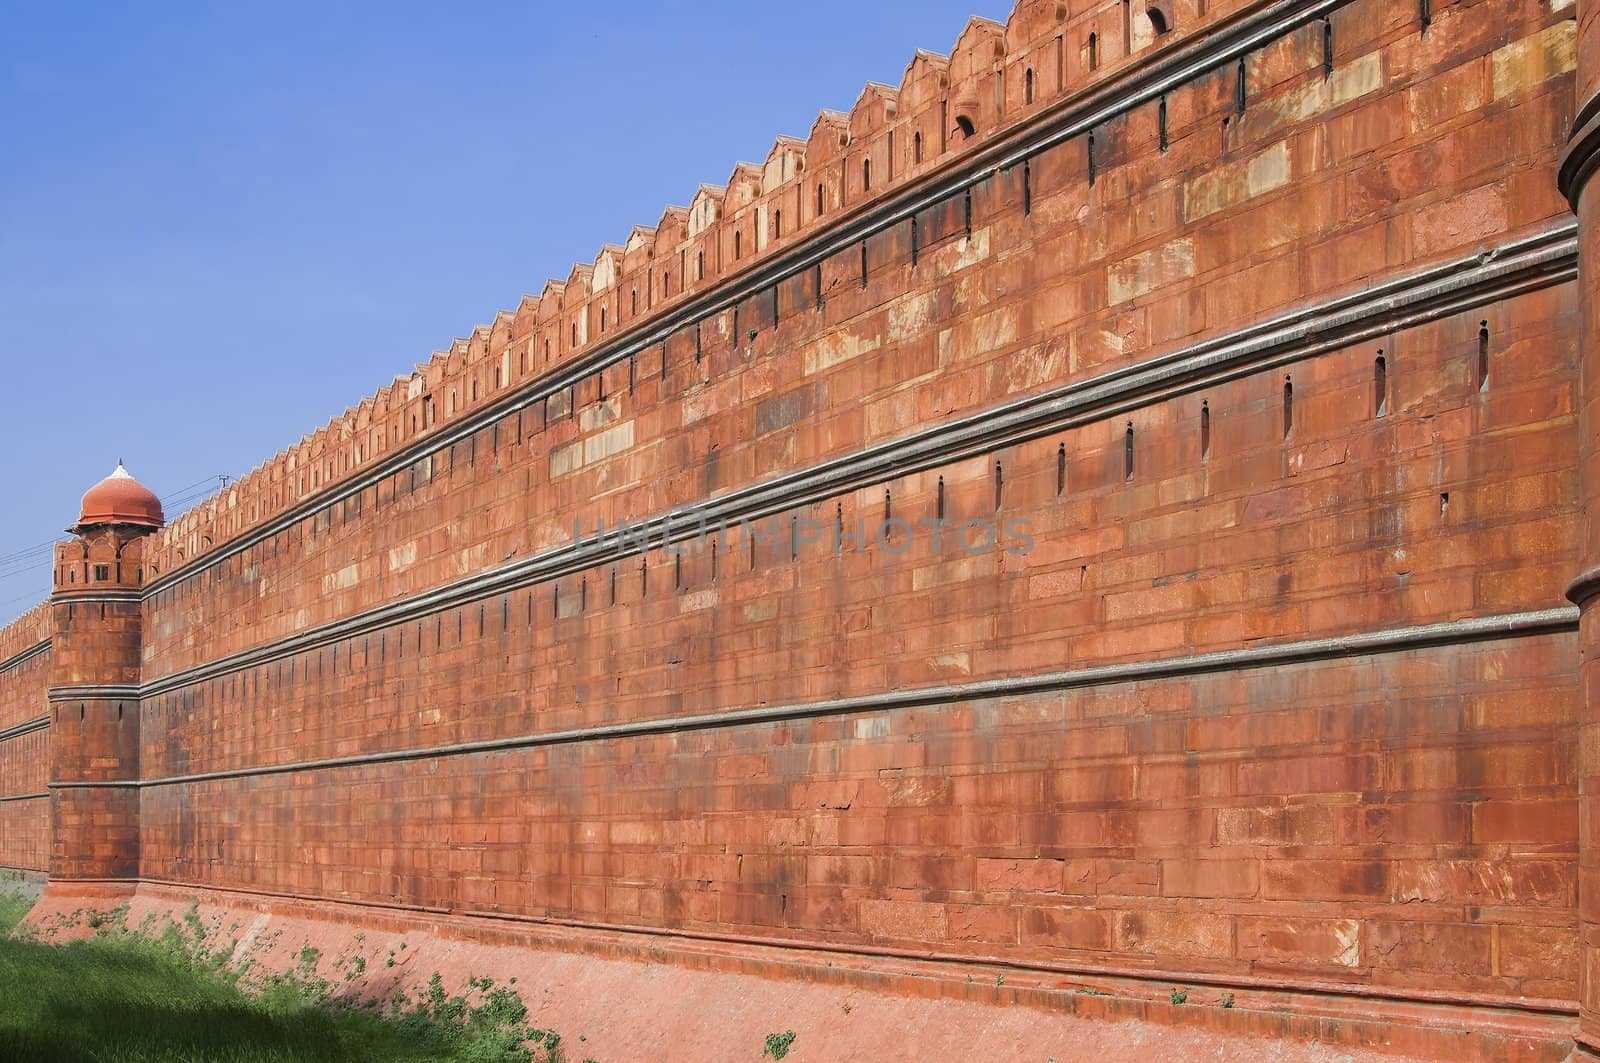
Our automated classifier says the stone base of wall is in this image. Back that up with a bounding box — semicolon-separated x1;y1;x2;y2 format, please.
17;881;1574;1061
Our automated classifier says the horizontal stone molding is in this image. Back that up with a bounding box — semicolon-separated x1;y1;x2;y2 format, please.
86;608;1572;790
0;792;47;805
1566;564;1600;607
0;640;49;679
51;593;141;606
0;716;48;744
1559;84;1600;209
139;223;1579;699
47;685;140;704
142;0;1352;600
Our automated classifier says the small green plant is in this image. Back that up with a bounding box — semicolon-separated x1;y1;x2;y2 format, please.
764;1029;798;1059
995;973;1005;987
1170;987;1188;1005
1220;991;1235;1009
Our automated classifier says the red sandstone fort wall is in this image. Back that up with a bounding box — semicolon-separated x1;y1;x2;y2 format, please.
0;0;1587;1043
0;604;53;872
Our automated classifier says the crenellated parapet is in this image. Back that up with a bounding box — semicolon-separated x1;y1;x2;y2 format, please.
0;603;51;668
137;0;1220;587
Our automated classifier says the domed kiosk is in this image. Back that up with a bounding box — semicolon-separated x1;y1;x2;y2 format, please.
70;462;164;533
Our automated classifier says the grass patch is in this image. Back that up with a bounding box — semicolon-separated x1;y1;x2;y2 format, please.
0;889;569;1062
0;889;34;937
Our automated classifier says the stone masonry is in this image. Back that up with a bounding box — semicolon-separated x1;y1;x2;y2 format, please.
3;0;1597;1055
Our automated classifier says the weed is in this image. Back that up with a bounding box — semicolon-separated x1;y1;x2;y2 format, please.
764;1030;798;1060
1220;991;1235;1009
1170;988;1188;1005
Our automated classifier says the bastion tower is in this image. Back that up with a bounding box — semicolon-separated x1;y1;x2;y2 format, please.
46;465;163;882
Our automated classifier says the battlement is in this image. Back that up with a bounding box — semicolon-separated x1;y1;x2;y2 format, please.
142;0;1237;585
0;604;50;668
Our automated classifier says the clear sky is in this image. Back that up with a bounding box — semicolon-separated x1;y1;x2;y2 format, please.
0;0;1006;626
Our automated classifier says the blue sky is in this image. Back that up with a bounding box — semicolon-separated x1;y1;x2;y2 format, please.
0;1;1005;625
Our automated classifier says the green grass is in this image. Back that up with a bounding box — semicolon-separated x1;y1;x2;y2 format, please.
0;889;569;1063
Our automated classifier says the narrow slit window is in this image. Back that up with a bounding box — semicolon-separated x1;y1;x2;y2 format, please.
1089;32;1099;71
1122;0;1132;52
994;461;1004;510
1055;35;1064;91
937;476;946;519
914;131;923;164
1200;402;1211;460
1087;131;1097;184
1124;424;1135;481
774;209;782;238
817;183;825;216
1420;0;1431;30
734;230;742;259
1478;321;1490;391
1023;159;1032;214
1158;96;1168;152
863;157;872;191
860;243;868;286
1282;377;1294;438
1323;18;1334;75
1056;444;1067;495
1236;58;1247;114
1025;68;1035;105
1374;354;1388;417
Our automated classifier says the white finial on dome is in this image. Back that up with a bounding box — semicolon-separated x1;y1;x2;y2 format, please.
110;462;133;480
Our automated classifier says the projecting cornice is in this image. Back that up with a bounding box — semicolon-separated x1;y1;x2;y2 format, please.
1558;87;1600;210
0;640;49;679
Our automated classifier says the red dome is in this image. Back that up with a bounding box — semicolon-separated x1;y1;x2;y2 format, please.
76;464;164;531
